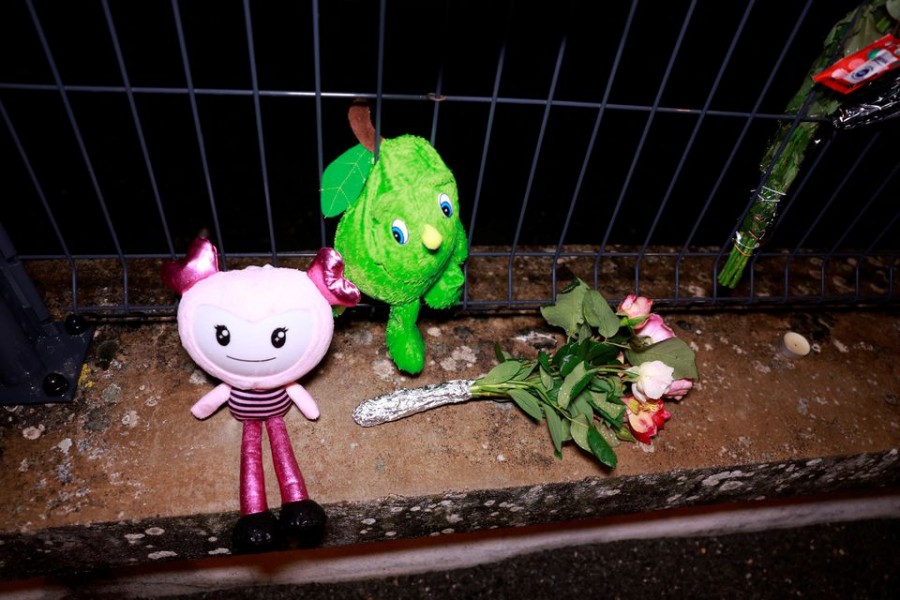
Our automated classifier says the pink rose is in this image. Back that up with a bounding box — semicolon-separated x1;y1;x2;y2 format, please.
623;396;671;444
664;378;693;400
617;294;653;318
635;314;675;344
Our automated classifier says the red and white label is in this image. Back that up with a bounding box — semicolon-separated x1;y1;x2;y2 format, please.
813;34;900;94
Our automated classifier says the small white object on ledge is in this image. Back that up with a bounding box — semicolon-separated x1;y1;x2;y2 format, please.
781;331;811;359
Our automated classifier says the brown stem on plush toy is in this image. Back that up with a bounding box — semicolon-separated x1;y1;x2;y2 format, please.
348;98;380;152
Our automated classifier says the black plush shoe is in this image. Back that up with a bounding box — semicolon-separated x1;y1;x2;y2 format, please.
279;499;327;548
232;511;282;553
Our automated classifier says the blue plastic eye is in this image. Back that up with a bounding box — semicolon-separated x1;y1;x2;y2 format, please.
391;219;409;245
438;193;453;217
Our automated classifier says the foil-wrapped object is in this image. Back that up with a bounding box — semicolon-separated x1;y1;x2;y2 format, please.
833;73;900;129
352;379;476;427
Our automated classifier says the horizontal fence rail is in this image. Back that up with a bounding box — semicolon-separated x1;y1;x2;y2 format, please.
2;0;898;319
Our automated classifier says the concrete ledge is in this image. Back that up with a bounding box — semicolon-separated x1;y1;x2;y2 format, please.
2;451;898;580
2;264;899;581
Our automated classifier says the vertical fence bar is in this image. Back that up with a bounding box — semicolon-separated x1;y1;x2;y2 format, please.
674;0;757;302
664;1;755;303
461;4;510;309
428;1;452;147
631;0;698;296
592;0;687;294
373;0;387;161
824;161;898;300
1;101;82;312
311;0;327;248
171;0;225;263
775;134;835;299
506;34;567;306
704;0;814;301
101;0;175;258
554;0;638;298
242;0;278;263
779;133;878;299
856;165;900;301
25;0;131;311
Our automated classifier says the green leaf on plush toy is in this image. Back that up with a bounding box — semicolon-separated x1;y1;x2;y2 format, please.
321;144;373;217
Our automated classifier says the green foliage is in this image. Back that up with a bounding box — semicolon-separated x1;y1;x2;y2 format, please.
470;278;698;470
626;337;699;380
321;144;373;217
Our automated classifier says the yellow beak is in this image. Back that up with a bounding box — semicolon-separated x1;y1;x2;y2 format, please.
422;224;442;251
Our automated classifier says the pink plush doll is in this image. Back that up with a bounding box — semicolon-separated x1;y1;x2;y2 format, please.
161;237;360;553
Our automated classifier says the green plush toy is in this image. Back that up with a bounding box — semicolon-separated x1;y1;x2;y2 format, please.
322;101;468;374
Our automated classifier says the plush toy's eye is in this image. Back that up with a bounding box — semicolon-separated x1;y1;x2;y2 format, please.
271;327;288;349
215;325;231;347
391;219;409;245
438;193;453;217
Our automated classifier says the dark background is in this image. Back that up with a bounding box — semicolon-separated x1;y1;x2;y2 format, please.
2;0;897;257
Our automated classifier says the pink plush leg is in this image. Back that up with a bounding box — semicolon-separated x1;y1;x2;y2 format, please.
265;416;309;504
240;420;268;515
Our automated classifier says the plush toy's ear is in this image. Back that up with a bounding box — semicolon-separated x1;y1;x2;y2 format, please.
307;247;361;307
160;235;220;294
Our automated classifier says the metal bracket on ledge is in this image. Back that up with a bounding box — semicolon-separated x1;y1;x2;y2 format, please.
0;223;93;406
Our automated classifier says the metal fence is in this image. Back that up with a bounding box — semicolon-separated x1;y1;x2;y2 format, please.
2;0;898;320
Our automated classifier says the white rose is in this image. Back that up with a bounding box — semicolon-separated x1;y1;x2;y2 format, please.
629;360;674;402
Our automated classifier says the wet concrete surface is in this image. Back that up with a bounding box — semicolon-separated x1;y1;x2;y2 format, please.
0;257;898;588
126;517;900;600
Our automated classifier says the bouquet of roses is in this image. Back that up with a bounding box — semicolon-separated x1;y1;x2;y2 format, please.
353;278;698;469
469;279;698;468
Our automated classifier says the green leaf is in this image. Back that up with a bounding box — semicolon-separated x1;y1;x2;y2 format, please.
557;352;581;378
588;425;617;469
545;407;569;457
537;351;552;372
508;388;544;421
625;337;699;380
570;393;594;419
589;375;615;394
558;362;594;410
887;0;900;20
583;340;620;367
494;342;510;362
321;144;373;217
477;360;524;386
540;279;588;337
575;321;593;343
512;360;538;381
570;414;591;452
583;289;620;338
623;315;649;329
589;389;625;426
539;364;555;391
616;423;636;443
